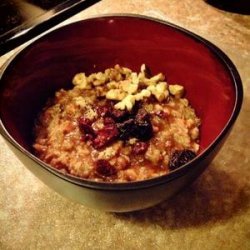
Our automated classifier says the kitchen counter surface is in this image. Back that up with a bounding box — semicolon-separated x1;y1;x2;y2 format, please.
0;0;249;249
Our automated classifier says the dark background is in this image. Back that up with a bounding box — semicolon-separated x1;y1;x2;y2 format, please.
0;0;100;55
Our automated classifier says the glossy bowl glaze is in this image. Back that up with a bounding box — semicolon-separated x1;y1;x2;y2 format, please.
0;15;243;212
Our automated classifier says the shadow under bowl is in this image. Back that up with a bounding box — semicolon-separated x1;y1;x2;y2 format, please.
0;14;243;212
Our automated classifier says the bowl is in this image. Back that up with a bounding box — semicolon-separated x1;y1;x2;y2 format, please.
0;14;243;212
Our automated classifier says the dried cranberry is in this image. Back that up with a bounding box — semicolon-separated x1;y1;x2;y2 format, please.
84;133;95;141
78;116;96;140
103;117;115;125
117;119;136;140
132;141;149;154
169;150;196;170
78;116;92;126
92;123;119;149
95;160;117;177
96;105;111;117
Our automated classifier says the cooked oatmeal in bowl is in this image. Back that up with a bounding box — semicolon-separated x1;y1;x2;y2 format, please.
0;15;242;211
33;64;201;182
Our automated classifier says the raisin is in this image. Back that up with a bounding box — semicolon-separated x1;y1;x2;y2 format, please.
95;160;117;177
117;119;136;140
116;109;153;141
135;108;149;122
132;141;149;154
133;121;153;141
130;101;142;116
169;150;196;170
92;123;119;149
133;109;153;141
110;108;128;122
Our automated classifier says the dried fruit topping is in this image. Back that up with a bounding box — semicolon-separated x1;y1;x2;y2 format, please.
133;122;153;141
169;150;196;171
135;108;149;121
132;141;149;154
96;102;130;122
103;117;115;125
79;115;118;148
116;108;153;141
96;105;111;117
110;108;128;122
78;116;92;126
117;119;135;140
95;160;117;178
78;116;96;140
133;109;153;141
92;123;119;149
80;106;153;147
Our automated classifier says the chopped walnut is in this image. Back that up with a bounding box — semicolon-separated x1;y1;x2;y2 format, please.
114;94;136;111
72;65;185;112
72;73;91;89
106;89;126;101
169;84;185;98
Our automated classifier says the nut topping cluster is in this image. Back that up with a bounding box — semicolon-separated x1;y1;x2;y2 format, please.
73;64;185;111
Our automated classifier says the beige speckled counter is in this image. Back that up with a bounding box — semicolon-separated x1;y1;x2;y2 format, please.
0;0;250;249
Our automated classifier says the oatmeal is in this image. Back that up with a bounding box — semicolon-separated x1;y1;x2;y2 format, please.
33;65;200;182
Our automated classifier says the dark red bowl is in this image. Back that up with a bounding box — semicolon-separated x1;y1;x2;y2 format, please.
0;15;243;212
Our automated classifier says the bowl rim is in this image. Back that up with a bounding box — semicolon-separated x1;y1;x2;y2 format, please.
0;13;243;191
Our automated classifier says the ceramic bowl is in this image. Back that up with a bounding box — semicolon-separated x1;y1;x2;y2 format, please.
0;15;243;212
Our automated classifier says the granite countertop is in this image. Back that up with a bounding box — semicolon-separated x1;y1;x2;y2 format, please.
0;0;249;249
